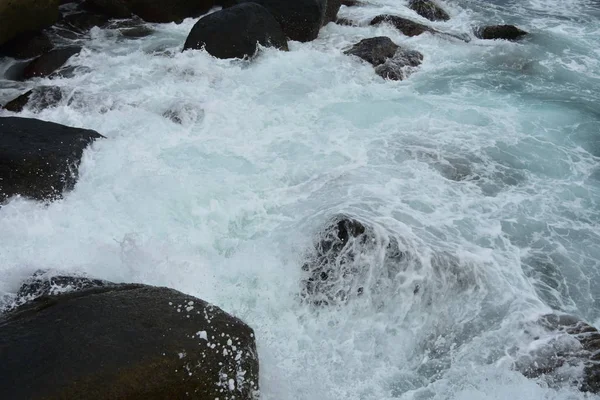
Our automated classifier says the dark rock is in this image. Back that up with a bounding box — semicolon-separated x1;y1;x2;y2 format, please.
237;0;327;42
21;47;81;80
344;37;423;81
83;0;214;23
341;0;362;5
215;0;240;7
82;0;132;18
3;86;63;113
408;0;450;22
183;3;288;59
0;0;60;46
0;32;54;60
2;270;109;312
324;0;342;24
3;92;32;113
475;25;528;41
374;48;423;81
0;117;103;202
0;281;259;400
301;215;405;306
335;17;358;26
370;14;435;37
344;36;399;66
57;12;111;34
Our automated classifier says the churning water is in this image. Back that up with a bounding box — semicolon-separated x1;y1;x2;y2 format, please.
1;0;600;398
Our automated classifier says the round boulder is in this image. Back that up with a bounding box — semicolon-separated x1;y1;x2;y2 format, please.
237;0;327;42
183;3;288;59
0;281;259;399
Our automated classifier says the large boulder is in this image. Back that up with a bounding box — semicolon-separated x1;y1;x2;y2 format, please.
183;3;288;59
0;278;259;399
370;14;435;37
83;0;214;23
324;0;341;24
20;46;81;80
0;32;54;60
408;0;449;22
0;117;103;203
475;25;528;41
3;86;63;113
236;0;327;42
0;0;60;46
344;37;423;81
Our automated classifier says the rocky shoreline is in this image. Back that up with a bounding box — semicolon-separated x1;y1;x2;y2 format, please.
2;0;595;398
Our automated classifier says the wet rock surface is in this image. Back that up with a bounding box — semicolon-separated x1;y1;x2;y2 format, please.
344;37;423;81
0;279;259;399
3;86;63;112
408;0;450;22
301;216;405;306
476;25;528;41
0;116;103;203
183;3;288;59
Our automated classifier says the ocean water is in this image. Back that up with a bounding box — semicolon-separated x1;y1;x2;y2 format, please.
1;0;600;399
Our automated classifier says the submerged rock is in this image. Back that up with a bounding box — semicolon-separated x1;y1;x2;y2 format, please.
408;0;450;22
0;0;60;46
301;215;405;306
236;0;327;42
517;314;600;393
20;46;81;80
119;25;154;38
335;17;358;26
475;25;528;41
374;48;423;80
83;0;214;23
0;279;259;399
344;37;423;81
3;86;63;113
0;32;54;60
183;3;288;59
0;117;103;203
